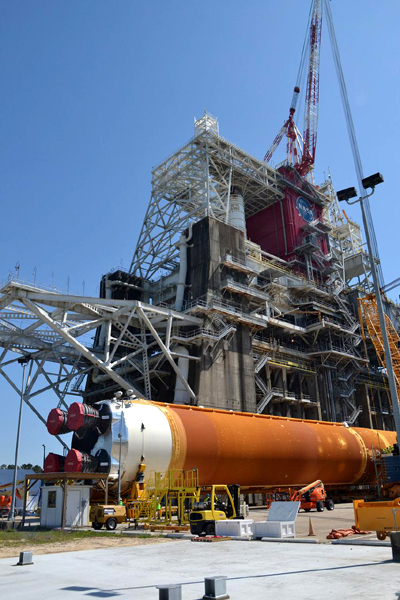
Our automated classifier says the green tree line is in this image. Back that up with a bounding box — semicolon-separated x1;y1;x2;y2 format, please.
0;464;42;473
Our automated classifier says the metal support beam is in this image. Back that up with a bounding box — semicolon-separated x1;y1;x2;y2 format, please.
22;298;142;395
137;307;196;401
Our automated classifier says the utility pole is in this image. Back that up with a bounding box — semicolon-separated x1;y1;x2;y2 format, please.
8;356;30;523
337;174;400;441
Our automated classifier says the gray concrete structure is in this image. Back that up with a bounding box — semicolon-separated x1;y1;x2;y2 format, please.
188;218;256;412
0;541;396;600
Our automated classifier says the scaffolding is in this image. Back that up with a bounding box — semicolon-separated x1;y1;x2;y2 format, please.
130;113;283;280
126;469;200;525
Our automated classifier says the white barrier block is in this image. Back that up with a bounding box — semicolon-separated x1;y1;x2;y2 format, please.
252;520;296;539
215;519;254;537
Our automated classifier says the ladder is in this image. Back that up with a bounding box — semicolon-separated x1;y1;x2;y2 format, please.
358;295;400;399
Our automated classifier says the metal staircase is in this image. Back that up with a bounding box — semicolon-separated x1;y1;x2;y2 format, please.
345;405;362;425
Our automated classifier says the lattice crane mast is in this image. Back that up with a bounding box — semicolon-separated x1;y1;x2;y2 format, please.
358;295;400;402
264;0;323;178
299;0;322;176
263;86;302;165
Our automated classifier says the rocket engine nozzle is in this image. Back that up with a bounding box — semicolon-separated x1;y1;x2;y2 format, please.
44;452;65;473
46;408;72;436
65;448;110;474
67;402;111;434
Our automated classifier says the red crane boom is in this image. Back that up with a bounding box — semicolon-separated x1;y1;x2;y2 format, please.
298;0;323;176
264;0;323;179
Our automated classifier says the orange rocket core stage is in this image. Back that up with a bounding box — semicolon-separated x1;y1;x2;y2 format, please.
159;403;396;489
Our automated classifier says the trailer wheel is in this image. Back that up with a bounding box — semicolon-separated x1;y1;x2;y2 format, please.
92;522;103;530
205;523;215;536
316;501;325;512
106;517;117;531
376;531;387;541
325;499;334;511
304;508;311;513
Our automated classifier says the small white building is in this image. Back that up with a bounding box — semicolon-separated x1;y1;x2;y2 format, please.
40;485;91;528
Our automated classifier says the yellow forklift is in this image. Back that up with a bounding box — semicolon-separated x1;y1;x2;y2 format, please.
189;484;241;536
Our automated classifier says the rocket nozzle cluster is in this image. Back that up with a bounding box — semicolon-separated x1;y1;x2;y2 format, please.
44;448;110;474
45;402;112;475
46;402;111;436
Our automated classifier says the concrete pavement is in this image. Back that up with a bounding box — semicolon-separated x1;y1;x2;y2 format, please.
0;539;398;599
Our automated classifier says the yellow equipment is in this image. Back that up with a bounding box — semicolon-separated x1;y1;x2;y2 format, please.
189;484;240;536
126;468;200;525
358;294;400;397
90;466;201;529
353;497;400;540
90;462;147;530
90;504;126;530
355;296;400;537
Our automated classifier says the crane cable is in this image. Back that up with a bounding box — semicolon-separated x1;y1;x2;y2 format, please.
324;0;384;287
295;2;314;92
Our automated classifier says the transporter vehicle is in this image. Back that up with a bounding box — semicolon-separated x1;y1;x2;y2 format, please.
90;504;126;530
189;484;241;536
291;480;334;512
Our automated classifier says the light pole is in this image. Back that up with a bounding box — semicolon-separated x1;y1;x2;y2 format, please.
8;356;30;522
337;173;400;441
115;391;124;505
41;444;46;488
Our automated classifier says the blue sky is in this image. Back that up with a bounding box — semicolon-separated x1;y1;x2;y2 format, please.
1;1;399;465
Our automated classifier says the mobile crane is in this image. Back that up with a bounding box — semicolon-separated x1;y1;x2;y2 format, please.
291;480;334;512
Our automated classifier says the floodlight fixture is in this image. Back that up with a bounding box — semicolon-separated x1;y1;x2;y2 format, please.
17;354;31;365
336;187;358;202
362;172;384;189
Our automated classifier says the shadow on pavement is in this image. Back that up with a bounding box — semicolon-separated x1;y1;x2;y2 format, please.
60;559;393;596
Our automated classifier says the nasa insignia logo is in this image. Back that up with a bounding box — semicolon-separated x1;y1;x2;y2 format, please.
296;196;314;223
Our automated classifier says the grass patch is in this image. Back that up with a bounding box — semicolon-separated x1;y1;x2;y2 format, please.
0;529;154;547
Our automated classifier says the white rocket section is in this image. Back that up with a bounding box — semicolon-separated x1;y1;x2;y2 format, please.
91;402;173;490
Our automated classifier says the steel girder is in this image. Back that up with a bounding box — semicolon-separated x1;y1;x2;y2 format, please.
0;280;202;430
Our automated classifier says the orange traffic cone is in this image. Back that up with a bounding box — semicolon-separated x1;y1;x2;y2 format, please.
308;517;316;537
